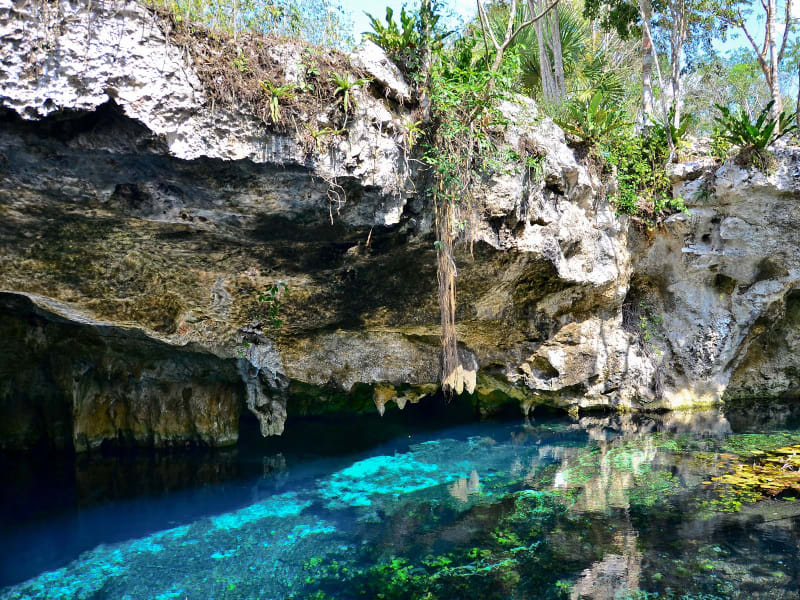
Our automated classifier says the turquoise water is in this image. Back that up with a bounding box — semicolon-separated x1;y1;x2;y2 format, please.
2;406;800;599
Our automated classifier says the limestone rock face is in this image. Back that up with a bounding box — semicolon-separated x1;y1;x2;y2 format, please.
0;0;411;223
634;149;800;407
0;293;242;452
351;40;413;104
0;0;798;452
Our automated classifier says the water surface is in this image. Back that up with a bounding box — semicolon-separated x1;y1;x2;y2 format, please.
2;402;800;599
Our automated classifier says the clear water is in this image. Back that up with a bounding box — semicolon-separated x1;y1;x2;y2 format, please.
2;403;800;600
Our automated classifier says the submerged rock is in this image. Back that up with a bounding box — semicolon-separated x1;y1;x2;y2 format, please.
0;0;798;451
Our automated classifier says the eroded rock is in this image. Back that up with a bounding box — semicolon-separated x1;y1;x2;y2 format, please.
0;0;798;452
0;293;243;451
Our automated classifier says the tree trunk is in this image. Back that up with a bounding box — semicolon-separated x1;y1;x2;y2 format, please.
796;65;800;131
639;0;655;126
420;0;433;80
670;37;681;128
419;0;433;120
669;0;687;130
534;4;557;104
548;7;566;100
767;0;782;121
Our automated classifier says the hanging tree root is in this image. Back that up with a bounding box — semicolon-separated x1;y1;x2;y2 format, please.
435;196;476;396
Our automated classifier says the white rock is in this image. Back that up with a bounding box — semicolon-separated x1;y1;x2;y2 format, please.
350;40;412;104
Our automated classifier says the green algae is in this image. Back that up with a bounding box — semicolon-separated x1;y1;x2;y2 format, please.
718;432;800;456
295;490;572;600
700;443;800;512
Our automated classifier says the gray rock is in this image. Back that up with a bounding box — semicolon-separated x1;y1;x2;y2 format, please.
634;148;800;407
0;0;798;451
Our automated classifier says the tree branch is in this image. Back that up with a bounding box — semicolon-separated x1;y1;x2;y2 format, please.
737;6;770;81
778;0;794;64
497;0;562;54
478;0;560;73
476;2;493;69
469;0;560;124
503;0;518;51
476;0;500;51
639;4;675;159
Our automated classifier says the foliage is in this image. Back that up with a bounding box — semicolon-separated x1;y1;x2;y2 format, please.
418;18;525;211
649;108;696;158
363;5;449;76
651;0;720;65
146;1;370;151
328;73;372;120
600;129;687;220
254;282;289;329
304;124;345;152
555;89;631;143
710;125;733;160
638;301;664;345
481;2;585;92
683;50;772;132
713;100;798;151
582;0;641;40
525;152;546;183
258;80;295;123
363;6;419;72
402;118;424;152
403;1;526;393
476;1;636;110
145;0;354;48
423;61;510;192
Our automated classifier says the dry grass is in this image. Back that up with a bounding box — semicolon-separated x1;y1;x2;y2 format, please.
147;6;371;151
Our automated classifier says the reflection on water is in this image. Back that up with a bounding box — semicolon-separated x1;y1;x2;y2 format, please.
2;406;800;599
570;528;641;600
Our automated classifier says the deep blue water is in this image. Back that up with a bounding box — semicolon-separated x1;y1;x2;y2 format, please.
2;404;800;599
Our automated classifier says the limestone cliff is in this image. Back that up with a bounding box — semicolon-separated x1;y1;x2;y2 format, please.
634;153;800;406
0;0;797;452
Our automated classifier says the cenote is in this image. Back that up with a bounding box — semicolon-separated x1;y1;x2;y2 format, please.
4;0;800;598
2;400;800;600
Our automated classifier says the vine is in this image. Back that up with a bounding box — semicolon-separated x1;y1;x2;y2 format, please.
421;32;520;394
369;0;559;394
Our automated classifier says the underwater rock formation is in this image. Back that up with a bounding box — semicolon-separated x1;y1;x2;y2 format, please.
0;0;798;451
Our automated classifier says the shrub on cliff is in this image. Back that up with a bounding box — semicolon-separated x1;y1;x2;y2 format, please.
144;0;369;150
713;101;799;170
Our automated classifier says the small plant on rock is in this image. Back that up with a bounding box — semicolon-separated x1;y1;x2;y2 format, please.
364;4;449;76
304;124;345;152
255;282;289;329
258;81;296;124
556;90;630;145
713;101;798;169
710;125;733;161
649;109;696;160
232;48;249;72
329;72;372;122
364;6;419;56
402;118;424;152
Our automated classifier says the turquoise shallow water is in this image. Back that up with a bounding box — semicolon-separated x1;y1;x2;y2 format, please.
2;405;800;599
